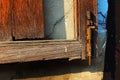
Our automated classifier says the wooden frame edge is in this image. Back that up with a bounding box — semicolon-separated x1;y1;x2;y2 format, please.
0;0;82;64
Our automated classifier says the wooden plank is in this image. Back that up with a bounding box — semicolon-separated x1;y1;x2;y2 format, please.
0;0;12;41
0;40;82;64
78;0;97;59
73;0;78;40
64;0;75;40
115;0;120;48
78;0;93;59
12;0;44;40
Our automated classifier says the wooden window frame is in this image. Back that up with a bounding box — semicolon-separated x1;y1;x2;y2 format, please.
0;0;98;64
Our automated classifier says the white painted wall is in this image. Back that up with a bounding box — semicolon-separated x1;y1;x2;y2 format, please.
43;0;75;40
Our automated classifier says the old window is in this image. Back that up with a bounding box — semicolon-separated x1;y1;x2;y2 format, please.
0;0;76;41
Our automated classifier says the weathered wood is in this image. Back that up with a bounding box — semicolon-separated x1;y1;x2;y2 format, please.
12;0;44;40
0;0;44;41
0;40;82;64
104;0;120;79
0;0;98;64
77;0;98;59
0;0;12;41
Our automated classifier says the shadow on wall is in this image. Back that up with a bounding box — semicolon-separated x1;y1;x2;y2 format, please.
0;59;104;80
43;0;66;39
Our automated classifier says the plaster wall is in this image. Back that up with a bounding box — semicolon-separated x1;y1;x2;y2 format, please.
43;0;75;40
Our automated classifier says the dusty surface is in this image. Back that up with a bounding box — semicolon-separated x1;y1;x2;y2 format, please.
0;54;105;80
0;30;106;80
0;34;105;80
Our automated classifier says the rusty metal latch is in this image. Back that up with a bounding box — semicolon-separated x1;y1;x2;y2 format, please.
86;11;96;65
86;25;95;65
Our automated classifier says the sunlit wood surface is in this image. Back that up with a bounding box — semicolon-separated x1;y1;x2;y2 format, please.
0;0;44;41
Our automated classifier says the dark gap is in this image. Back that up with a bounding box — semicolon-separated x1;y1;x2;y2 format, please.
103;0;117;80
12;38;45;41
